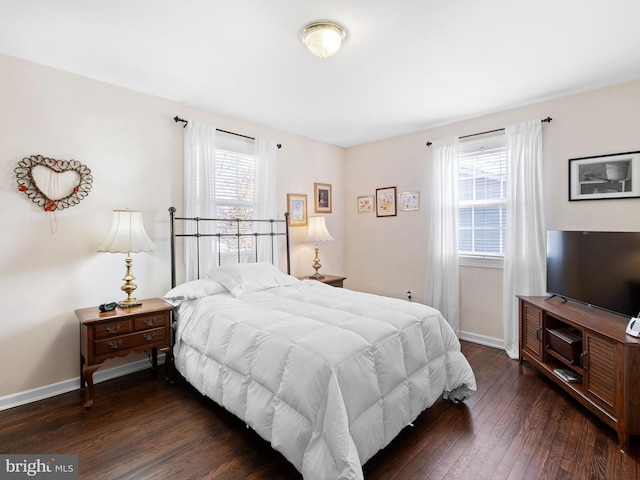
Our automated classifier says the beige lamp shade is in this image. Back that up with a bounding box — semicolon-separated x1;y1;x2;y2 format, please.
98;210;156;254
305;216;334;243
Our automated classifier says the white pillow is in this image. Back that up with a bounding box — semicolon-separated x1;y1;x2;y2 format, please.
164;278;228;303
204;262;300;296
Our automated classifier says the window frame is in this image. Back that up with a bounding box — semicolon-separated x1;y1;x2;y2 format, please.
213;134;257;261
457;132;507;268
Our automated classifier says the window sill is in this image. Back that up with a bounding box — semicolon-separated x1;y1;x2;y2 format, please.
459;255;504;269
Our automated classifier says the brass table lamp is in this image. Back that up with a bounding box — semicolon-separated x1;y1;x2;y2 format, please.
305;216;334;279
98;210;156;308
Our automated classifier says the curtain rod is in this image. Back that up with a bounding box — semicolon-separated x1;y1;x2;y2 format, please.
173;116;282;149
425;116;552;147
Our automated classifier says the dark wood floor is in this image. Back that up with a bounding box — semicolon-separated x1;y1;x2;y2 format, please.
0;342;638;479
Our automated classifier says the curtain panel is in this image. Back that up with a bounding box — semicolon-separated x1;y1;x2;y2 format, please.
183;120;217;282
254;138;278;266
425;137;460;334
503;120;547;358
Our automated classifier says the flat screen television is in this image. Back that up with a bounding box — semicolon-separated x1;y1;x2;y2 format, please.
546;230;640;318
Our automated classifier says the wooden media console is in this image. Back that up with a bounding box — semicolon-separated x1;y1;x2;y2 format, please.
518;295;640;451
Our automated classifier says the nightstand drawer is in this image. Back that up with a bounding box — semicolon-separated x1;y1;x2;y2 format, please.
134;314;166;331
94;327;166;355
94;320;132;338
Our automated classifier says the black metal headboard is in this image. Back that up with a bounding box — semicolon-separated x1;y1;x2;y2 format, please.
168;207;291;288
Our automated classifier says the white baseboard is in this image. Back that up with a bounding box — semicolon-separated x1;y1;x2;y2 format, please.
0;355;165;412
459;330;504;350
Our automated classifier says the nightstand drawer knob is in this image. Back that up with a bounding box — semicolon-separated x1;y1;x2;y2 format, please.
106;325;121;334
144;333;157;342
143;319;156;327
108;340;123;350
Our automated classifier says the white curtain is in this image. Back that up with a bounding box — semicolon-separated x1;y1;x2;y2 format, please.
503;120;547;358
183;120;217;281
254;138;278;266
425;137;460;334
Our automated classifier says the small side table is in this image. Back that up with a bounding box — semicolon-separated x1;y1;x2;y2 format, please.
298;274;346;288
76;297;174;408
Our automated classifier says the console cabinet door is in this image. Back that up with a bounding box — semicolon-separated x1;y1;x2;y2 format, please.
584;331;618;415
521;301;543;361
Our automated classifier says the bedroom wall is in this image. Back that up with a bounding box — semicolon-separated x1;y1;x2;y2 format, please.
345;79;640;347
0;53;345;402
3;49;640;404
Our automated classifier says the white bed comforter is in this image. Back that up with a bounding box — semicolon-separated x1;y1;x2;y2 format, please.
173;281;476;480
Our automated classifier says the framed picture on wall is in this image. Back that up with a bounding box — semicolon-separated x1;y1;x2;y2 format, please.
376;186;397;217
314;182;332;213
357;195;375;212
287;193;308;226
569;151;640;201
399;191;420;211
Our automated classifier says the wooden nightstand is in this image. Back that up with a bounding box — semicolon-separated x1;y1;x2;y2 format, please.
76;297;174;408
298;274;346;288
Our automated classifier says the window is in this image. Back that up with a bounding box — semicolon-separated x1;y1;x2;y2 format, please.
458;133;507;263
214;135;256;256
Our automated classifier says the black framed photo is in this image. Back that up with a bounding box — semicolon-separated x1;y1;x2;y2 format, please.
569;151;640;201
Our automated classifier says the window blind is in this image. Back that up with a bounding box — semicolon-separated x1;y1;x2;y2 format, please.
458;133;507;256
214;135;256;254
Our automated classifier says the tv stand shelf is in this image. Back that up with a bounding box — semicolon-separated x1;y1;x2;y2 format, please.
518;295;640;451
546;347;582;371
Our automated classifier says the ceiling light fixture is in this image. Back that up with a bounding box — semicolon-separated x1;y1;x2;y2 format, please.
300;21;346;59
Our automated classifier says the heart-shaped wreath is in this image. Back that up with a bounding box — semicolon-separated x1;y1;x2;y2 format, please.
15;154;93;211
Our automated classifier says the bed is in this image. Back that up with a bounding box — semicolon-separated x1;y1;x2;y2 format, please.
165;208;476;480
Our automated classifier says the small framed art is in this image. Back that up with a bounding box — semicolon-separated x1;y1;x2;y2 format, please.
357;195;375;213
569;151;640;201
287;193;308;227
376;186;397;217
399;191;420;211
314;182;332;213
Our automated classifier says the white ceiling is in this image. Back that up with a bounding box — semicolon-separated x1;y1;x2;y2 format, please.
1;0;640;148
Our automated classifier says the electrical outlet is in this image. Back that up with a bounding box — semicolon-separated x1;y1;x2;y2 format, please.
406;290;412;302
